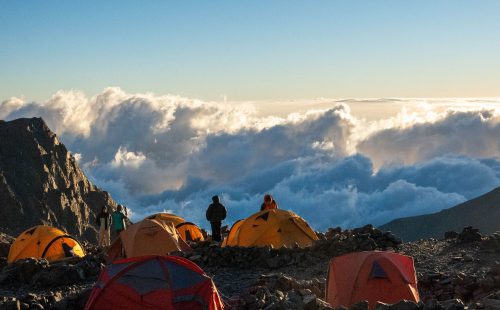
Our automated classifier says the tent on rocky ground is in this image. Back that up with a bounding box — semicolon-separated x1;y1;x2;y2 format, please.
175;222;205;242
222;209;318;248
326;251;420;309
85;255;224;310
145;213;205;242
8;225;85;263
107;219;191;261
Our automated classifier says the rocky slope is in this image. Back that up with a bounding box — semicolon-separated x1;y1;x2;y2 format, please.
1;226;500;309
0;118;117;241
379;187;500;241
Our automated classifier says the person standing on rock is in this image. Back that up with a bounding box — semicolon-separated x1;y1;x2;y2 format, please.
112;205;127;236
96;206;111;248
206;195;227;243
260;194;278;211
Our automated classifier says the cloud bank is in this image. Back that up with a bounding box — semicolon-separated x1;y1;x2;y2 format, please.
1;88;499;230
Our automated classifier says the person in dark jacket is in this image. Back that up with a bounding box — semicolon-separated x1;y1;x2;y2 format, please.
206;195;227;242
96;206;111;248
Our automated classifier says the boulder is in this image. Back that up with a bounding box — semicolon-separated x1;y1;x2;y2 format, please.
458;227;482;243
31;264;84;287
0;258;49;285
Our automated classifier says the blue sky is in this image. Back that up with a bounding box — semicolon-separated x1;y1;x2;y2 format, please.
1;1;500;101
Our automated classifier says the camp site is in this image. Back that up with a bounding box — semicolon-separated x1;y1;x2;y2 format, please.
2;196;500;309
2;1;500;309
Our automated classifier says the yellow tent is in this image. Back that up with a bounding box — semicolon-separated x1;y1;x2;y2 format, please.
107;219;192;261
146;213;185;226
145;213;205;242
222;209;319;248
176;222;205;242
8;225;85;263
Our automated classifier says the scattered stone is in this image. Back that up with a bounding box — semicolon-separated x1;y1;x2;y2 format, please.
31;264;83;287
439;298;464;310
0;225;499;309
0;258;49;285
444;231;459;240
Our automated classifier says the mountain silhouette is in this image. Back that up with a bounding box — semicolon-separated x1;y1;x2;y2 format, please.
379;187;500;241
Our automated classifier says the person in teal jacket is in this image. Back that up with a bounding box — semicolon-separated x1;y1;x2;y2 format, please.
112;205;127;235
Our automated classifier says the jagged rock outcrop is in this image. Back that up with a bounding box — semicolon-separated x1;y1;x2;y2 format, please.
0;117;117;242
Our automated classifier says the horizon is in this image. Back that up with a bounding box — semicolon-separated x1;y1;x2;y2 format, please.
1;88;499;230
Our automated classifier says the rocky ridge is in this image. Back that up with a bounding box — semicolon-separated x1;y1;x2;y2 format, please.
380;187;500;241
0;118;117;241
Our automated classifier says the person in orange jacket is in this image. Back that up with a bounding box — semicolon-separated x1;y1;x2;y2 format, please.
260;194;278;211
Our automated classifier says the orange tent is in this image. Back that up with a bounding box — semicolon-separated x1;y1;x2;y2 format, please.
145;213;205;242
146;213;184;226
107;219;191;261
8;225;85;263
326;251;420;309
222;209;318;248
176;222;204;242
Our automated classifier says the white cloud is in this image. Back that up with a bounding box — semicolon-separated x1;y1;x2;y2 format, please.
358;109;500;167
1;88;499;231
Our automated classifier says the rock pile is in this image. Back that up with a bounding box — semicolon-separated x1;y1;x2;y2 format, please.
179;225;402;270
443;227;484;244
313;224;402;253
228;273;330;309
0;255;104;309
457;227;483;243
401;229;500;309
0;255;104;288
0;288;92;310
418;270;498;303
230;273;472;310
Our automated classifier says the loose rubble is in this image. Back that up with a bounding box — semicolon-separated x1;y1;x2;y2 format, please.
177;224;402;270
0;226;499;309
0;254;104;309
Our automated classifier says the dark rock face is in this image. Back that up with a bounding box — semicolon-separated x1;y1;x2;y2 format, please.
0;232;14;257
0;118;117;242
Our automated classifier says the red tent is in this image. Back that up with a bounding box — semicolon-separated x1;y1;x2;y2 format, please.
326;251;420;309
85;255;224;310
